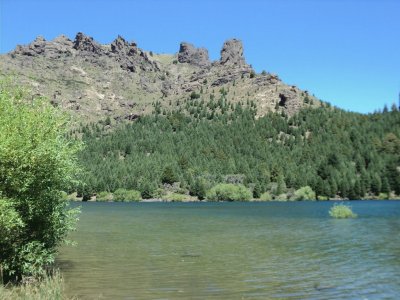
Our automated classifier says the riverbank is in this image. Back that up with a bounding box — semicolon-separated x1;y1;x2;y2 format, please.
66;194;400;203
0;273;70;300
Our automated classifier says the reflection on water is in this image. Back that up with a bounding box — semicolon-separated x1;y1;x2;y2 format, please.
58;201;400;299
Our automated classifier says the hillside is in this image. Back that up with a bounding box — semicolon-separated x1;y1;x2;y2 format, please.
0;32;320;124
76;103;400;201
1;33;399;201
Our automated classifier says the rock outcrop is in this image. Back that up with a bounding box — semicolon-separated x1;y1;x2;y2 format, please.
220;39;246;66
13;36;47;56
73;32;103;54
210;39;253;87
11;35;74;58
177;42;210;67
109;35;159;72
2;32;317;123
278;89;303;115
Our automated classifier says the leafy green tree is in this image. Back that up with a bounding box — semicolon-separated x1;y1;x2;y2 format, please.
371;174;382;195
190;178;207;200
161;166;178;185
0;82;81;282
276;174;286;195
252;183;262;199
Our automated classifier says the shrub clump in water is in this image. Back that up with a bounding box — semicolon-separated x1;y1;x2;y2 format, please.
329;203;357;219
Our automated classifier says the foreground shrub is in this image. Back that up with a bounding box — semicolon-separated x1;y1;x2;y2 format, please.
0;81;81;283
0;272;69;300
329;203;357;219
206;184;252;201
113;188;141;202
294;186;316;200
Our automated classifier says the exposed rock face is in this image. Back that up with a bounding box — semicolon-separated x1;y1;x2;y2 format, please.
11;35;74;58
278;89;302;115
111;35;130;54
209;39;253;87
109;35;159;72
2;32;317;122
220;39;246;66
12;36;46;56
73;32;103;54
177;42;210;67
110;35;136;72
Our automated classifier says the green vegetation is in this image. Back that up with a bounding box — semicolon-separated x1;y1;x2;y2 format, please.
0;81;81;284
75;94;400;202
113;188;142;202
294;186;316;200
96;191;114;202
259;192;273;201
164;193;188;202
329;203;357;219
206;184;252;201
0;273;69;300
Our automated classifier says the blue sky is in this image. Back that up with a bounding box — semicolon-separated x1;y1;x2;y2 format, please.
1;0;399;113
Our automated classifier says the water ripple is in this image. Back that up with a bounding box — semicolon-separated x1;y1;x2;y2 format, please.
59;201;400;299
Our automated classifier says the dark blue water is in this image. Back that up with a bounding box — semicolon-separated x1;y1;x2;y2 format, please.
59;201;400;299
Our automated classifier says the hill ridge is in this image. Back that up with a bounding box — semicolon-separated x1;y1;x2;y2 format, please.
0;32;320;123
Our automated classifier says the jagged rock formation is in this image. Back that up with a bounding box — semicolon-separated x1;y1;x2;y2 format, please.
73;32;103;54
220;38;246;66
1;32;320;123
109;35;159;72
12;35;74;58
178;42;210;67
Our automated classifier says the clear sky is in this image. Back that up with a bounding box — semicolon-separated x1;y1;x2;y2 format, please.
1;0;399;113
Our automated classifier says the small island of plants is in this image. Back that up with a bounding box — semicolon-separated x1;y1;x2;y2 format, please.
329;203;358;219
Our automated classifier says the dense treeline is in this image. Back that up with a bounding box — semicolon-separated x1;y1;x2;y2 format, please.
75;95;400;200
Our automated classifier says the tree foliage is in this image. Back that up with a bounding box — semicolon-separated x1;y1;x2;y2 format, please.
76;94;400;200
0;81;81;282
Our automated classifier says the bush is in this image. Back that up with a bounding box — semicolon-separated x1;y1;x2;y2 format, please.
113;188;141;202
206;184;252;201
164;193;187;202
96;191;114;202
190;91;200;100
317;195;329;201
294;186;316;200
259;192;273;201
378;193;389;200
0;81;81;282
275;194;288;201
329;203;357;219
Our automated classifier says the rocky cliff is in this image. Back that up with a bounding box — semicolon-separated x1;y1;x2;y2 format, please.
0;32;319;123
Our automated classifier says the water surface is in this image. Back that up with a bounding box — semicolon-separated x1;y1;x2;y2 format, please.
58;201;400;299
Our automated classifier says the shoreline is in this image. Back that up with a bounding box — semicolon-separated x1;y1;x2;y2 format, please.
69;198;400;203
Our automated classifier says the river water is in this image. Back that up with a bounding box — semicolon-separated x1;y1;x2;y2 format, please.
58;201;400;299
